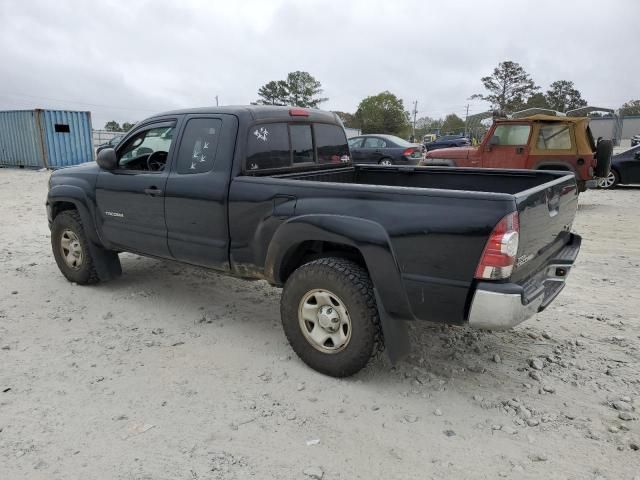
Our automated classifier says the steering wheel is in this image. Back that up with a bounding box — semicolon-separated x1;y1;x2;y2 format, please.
146;151;167;171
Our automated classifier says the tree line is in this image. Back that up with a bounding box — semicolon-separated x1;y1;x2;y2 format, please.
103;64;640;137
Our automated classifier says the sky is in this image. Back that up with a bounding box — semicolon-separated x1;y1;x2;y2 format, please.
1;0;638;128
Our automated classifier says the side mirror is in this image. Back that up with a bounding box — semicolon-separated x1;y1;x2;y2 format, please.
96;148;117;170
634;151;640;160
488;135;500;146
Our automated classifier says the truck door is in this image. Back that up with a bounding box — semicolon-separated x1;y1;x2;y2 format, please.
95;120;178;258
481;124;531;169
164;114;238;270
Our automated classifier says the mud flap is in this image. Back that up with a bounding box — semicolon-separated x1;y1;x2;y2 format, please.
374;289;410;364
88;242;122;282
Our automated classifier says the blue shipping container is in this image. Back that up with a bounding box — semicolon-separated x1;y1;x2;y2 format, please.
0;109;94;168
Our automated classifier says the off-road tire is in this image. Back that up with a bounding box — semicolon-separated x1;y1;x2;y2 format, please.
51;210;100;285
281;257;383;377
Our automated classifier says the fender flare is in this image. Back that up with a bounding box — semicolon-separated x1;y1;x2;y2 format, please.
47;185;102;246
265;214;413;321
265;214;412;362
47;185;121;281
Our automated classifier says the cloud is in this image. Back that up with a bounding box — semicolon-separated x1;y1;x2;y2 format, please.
0;0;637;128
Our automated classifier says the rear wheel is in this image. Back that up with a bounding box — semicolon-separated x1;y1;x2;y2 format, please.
598;170;619;189
379;158;393;166
280;257;382;377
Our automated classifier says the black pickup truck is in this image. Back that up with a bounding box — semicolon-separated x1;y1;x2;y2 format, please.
47;106;581;377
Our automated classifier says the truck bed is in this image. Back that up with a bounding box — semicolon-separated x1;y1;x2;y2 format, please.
232;164;578;325
274;165;565;195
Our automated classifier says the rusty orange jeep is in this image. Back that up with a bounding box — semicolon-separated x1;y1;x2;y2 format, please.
420;115;612;191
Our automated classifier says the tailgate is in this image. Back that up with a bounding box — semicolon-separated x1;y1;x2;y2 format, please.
510;173;578;283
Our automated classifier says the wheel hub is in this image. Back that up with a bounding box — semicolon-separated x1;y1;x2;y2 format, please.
317;305;341;332
60;229;83;269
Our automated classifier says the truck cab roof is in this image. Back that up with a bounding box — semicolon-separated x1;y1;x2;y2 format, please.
146;105;341;124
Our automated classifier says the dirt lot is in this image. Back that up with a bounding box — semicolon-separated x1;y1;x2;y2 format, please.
1;168;638;480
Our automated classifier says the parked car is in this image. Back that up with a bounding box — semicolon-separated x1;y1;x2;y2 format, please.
425;134;470;151
348;134;423;165
96;134;124;153
631;134;640;147
47;106;581;377
598;144;640;188
420;114;612;192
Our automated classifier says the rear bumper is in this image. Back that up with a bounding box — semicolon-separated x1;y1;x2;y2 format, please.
468;234;581;330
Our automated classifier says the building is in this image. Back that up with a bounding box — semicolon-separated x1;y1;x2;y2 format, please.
0;109;94;168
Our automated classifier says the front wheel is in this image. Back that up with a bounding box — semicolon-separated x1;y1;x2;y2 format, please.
51;211;101;284
280;257;383;377
598;170;619;189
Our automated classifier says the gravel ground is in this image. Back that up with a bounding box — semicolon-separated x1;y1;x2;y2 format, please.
0;168;638;480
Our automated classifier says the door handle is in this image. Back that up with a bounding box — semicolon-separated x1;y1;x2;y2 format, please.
144;187;163;196
375;149;381;153
516;147;525;154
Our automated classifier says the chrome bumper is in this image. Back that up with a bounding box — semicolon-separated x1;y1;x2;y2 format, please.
468;234;581;330
468;289;544;330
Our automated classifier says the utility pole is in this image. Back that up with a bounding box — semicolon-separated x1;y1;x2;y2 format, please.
412;100;418;142
464;103;469;137
215;95;219;107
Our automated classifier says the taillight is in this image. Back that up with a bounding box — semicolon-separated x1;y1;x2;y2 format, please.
475;211;520;280
403;147;415;157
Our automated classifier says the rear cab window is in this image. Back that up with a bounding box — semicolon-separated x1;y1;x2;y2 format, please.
246;122;349;172
247;123;290;171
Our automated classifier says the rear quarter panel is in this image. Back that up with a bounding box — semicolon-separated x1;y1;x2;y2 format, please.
228;177;515;324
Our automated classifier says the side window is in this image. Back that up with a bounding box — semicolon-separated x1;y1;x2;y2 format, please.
315;124;350;164
176;118;223;174
290;124;314;163
246;123;290;171
348;137;363;149
117;125;175;171
364;137;386;148
536;124;572;150
492;125;531;146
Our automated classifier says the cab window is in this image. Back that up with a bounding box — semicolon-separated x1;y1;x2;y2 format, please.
536;123;572;150
245;122;349;171
176;118;222;174
117;125;175;171
316;124;349;164
492;125;531;145
290;124;314;164
246;123;290;171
